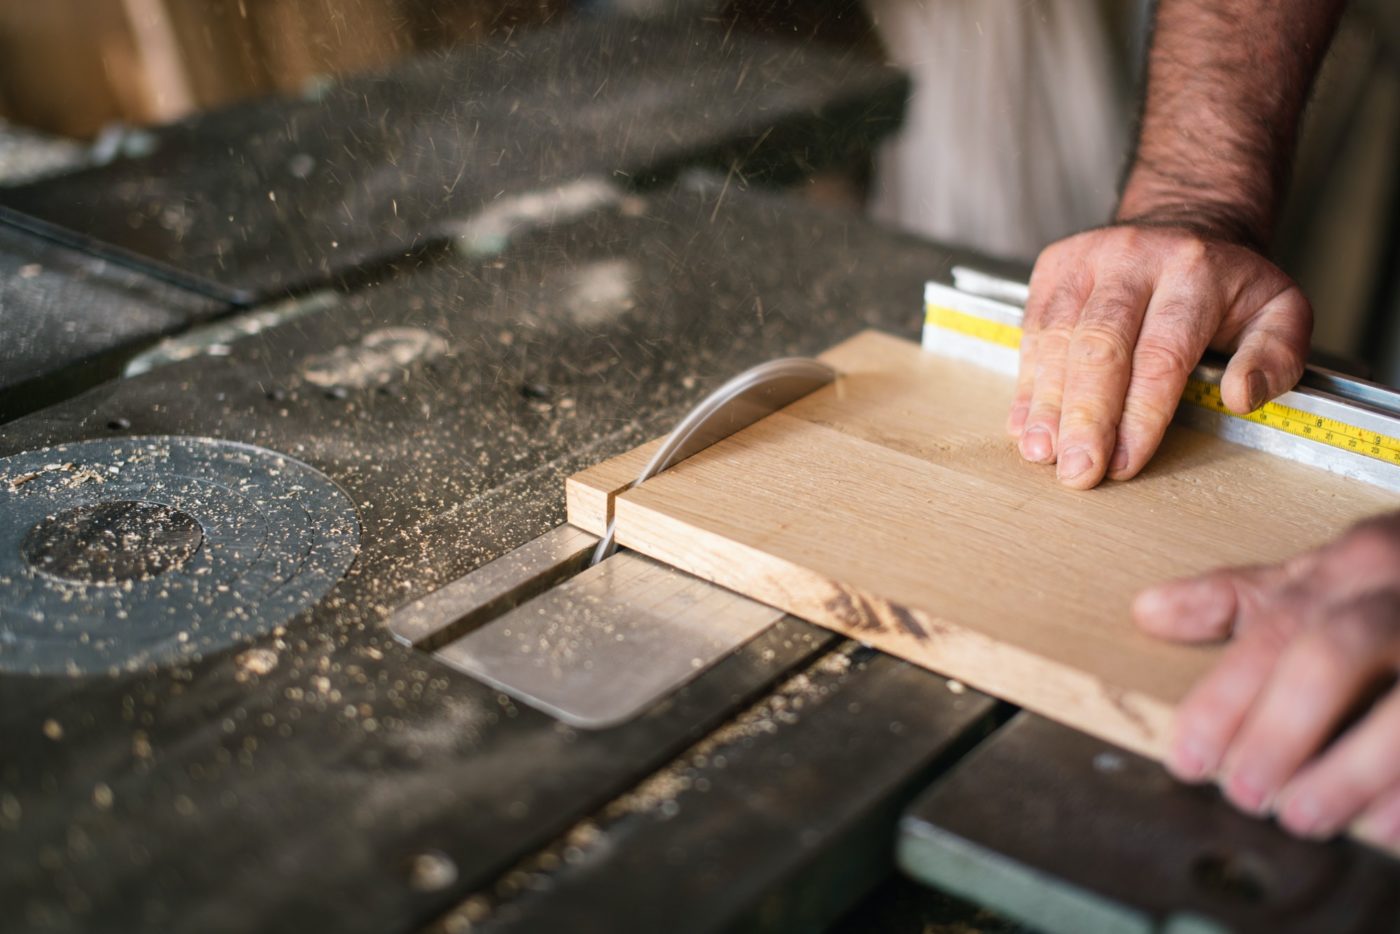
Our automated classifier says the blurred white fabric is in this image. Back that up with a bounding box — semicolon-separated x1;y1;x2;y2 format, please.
867;0;1129;263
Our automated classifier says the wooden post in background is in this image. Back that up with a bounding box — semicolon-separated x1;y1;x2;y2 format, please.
0;0;144;137
0;0;419;138
120;0;198;122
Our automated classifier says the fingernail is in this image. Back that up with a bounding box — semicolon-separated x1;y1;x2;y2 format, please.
1246;370;1268;411
1279;794;1333;839
1226;771;1271;815
1109;442;1130;474
1057;447;1093;481
1147;577;1228;623
1168;736;1210;782
1019;427;1054;463
1131;584;1171;622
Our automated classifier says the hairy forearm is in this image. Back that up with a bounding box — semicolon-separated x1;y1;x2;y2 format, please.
1117;0;1346;249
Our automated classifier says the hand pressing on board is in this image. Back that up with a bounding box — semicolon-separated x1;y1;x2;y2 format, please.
1011;225;1310;489
1134;512;1400;846
1010;0;1345;490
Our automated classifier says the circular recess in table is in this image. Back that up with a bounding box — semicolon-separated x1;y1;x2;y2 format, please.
0;437;359;676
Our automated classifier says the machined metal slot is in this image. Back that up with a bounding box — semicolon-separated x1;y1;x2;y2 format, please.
434;551;784;728
387;524;785;729
389;525;598;652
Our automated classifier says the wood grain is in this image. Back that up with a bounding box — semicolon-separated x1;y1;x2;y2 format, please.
566;438;662;536
568;330;1400;763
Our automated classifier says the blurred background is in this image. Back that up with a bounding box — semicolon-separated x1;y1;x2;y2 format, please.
2;0;1399;381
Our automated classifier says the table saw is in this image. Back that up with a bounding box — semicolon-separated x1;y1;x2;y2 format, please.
1;15;1398;934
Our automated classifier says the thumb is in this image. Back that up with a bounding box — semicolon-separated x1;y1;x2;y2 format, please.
1218;287;1311;413
1132;564;1291;643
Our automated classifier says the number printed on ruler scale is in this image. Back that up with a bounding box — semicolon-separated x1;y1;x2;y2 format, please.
1182;381;1400;464
926;302;1400;468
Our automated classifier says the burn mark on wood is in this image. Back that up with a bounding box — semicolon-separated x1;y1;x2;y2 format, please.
823;586;882;634
888;604;930;641
822;585;932;644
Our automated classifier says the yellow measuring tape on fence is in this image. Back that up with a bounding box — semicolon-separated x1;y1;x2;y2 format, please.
926;302;1400;468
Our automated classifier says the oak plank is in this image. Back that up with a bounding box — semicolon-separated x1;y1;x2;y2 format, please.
569;330;1400;762
565;437;662;535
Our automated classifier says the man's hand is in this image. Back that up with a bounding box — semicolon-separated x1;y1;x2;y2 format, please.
1009;224;1312;489
1010;0;1348;488
1134;512;1400;847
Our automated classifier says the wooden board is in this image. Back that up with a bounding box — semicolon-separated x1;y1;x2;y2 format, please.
568;330;1400;762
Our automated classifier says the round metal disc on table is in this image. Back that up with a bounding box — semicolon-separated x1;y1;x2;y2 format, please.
0;436;359;676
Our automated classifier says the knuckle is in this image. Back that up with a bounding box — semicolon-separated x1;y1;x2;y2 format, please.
1118;400;1177;442
1322;761;1374;811
1086;283;1145;321
1170;236;1211;268
1071;326;1134;369
1286;294;1315;331
1153;291;1214;332
1251;322;1310;362
1132;340;1196;385
1294;626;1368;687
1194;647;1264;709
1110;225;1150;252
1177;700;1229;745
1260;606;1309;646
1044;282;1089;325
1281;551;1318;579
1059;406;1116;436
1174;695;1211;733
1091;266;1143;297
1025;401;1062;425
1016;340;1039;372
1337;595;1400;657
1034;324;1074;356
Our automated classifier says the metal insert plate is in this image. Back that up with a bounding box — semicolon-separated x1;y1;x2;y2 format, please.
0;436;360;675
390;526;785;728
